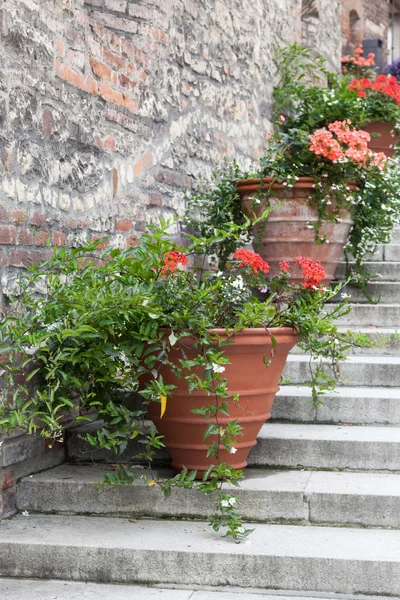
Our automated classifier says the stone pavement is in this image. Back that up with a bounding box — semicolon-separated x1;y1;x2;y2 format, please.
1;579;399;600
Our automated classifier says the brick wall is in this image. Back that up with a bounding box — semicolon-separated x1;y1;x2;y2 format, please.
0;0;341;307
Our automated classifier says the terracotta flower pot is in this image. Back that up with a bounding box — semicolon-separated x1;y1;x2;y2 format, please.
362;121;399;157
237;177;353;284
147;328;299;478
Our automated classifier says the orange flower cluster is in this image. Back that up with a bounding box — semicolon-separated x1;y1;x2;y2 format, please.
341;46;375;72
234;249;270;274
161;251;188;277
309;120;387;168
279;261;290;272
295;257;326;290
349;74;400;104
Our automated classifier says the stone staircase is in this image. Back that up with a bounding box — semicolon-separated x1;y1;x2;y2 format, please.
1;233;400;597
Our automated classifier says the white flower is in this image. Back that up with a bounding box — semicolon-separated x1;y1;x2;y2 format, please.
221;500;230;508
230;447;237;454
231;276;244;290
229;497;237;506
341;292;351;299
236;526;245;534
212;364;225;373
22;510;29;517
216;271;223;277
259;285;268;294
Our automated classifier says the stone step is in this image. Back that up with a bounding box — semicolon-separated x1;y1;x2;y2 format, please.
0;579;192;600
2;580;371;600
330;281;400;303
16;464;400;528
301;327;400;355
248;423;400;471
68;421;400;471
1;514;400;595
273;385;400;425
333;304;400;327
351;243;400;262
390;227;400;243
283;354;400;387
335;261;400;281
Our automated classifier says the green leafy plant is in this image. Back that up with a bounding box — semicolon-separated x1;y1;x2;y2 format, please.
0;217;381;540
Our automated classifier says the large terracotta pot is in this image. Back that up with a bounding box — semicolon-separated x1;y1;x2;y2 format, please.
237;177;353;284
147;328;299;477
362;121;399;157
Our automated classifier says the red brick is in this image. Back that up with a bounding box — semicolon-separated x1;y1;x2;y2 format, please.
139;70;148;83
9;249;48;267
56;60;85;91
12;209;26;224
122;39;134;58
109;32;122;53
17;228;34;245
123;95;139;113
116;218;133;232
113;167;119;196
52;230;67;246
104;47;125;71
91;235;108;250
126;234;138;248
127;61;136;77
0;225;16;244
119;74;136;92
104;135;116;151
85;77;99;95
89;56;112;81
29;212;45;227
56;40;66;57
35;230;50;246
1;471;14;491
99;83;124;107
148;192;163;206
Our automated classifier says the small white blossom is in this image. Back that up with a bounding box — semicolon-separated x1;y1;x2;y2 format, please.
22;510;30;517
212;364;225;373
341;293;351;299
230;447;237;454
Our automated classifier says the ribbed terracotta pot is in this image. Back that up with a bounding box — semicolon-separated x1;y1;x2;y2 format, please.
362;121;399;157
237;177;353;284
147;328;299;478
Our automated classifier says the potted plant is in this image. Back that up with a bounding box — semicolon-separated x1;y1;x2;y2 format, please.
186;46;400;290
342;45;400;156
0;218;368;539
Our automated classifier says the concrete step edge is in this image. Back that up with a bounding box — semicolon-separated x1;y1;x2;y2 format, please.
1;514;400;595
16;464;400;528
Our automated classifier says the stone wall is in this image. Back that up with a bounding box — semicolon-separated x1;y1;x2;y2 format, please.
0;0;341;307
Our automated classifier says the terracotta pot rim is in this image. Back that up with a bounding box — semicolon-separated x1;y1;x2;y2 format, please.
160;326;298;336
236;176;358;190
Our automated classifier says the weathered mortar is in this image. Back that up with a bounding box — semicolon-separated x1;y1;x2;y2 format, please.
0;0;340;306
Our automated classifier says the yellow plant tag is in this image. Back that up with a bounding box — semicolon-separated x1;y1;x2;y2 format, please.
160;394;167;418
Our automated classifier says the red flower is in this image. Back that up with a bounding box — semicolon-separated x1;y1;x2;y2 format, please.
160;251;188;277
295;257;326;290
279;261;290;272
233;249;270;274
